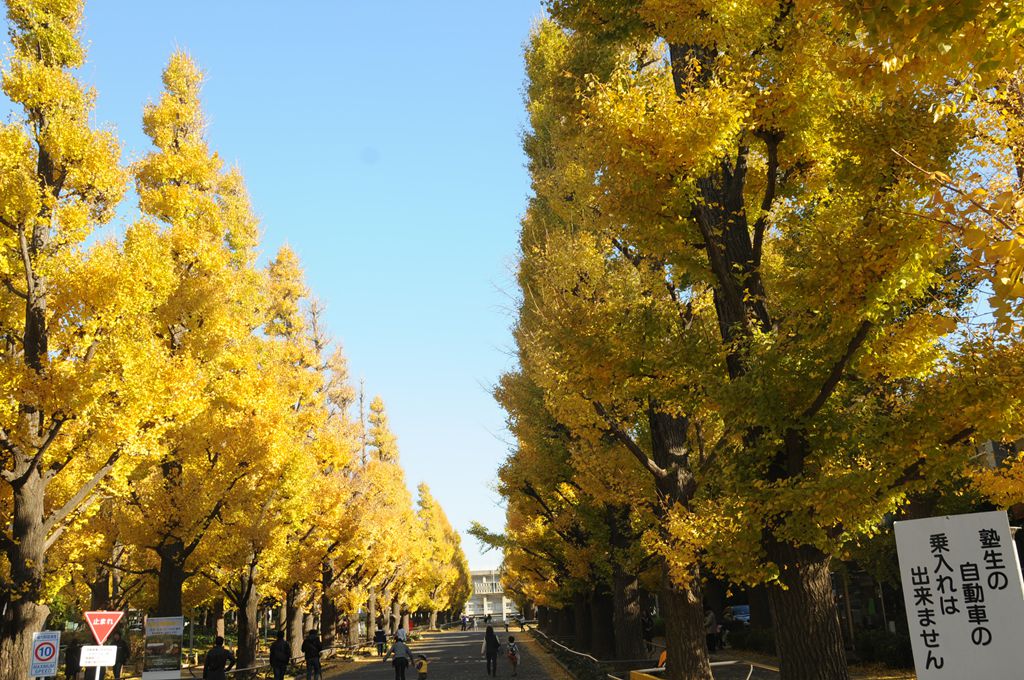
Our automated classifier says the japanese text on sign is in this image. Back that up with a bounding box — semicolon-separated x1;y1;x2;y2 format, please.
895;511;1024;680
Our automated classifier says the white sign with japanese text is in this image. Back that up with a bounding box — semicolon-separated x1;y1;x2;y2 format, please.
894;510;1024;679
79;646;117;668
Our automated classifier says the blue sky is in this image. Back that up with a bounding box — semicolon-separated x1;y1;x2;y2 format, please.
2;1;544;569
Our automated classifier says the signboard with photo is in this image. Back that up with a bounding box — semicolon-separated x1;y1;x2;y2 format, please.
894;510;1024;679
142;616;184;680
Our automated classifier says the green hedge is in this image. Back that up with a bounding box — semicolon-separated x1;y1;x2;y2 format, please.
855;629;913;669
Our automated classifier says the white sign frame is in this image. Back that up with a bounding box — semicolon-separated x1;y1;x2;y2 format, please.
894;510;1024;679
80;645;117;668
29;631;61;678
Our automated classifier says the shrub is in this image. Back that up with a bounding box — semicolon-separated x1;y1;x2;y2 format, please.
728;626;776;655
855;629;913;669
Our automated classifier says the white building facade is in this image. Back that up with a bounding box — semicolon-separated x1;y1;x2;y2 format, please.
464;569;520;621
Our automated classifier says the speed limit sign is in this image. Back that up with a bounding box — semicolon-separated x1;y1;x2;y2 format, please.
29;631;61;678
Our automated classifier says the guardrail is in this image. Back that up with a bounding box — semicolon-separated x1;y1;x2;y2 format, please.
531;628;778;680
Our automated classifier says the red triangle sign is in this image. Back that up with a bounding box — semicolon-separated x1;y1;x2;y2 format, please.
84;611;124;645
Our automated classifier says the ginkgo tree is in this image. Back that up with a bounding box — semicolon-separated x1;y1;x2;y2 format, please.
0;4;471;675
0;0;172;675
501;2;1024;680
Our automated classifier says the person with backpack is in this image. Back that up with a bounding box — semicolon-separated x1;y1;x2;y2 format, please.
301;630;322;680
414;654;429;680
374;625;388;656
202;637;236;680
481;625;501;677
269;630;290;680
506;636;520;677
382;638;415;680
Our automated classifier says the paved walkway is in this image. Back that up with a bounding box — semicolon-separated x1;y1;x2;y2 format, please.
331;630;563;680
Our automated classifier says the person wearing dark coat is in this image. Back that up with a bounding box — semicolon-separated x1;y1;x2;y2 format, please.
482;626;501;677
269;630;290;680
203;637;236;680
111;631;131;680
301;630;322;680
64;638;82;680
373;626;388;657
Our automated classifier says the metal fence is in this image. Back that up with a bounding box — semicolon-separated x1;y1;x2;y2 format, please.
529;628;779;680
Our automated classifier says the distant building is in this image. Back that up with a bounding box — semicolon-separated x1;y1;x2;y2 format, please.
464;569;520;621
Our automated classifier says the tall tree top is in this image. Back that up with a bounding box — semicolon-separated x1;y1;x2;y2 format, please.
368;396;399;463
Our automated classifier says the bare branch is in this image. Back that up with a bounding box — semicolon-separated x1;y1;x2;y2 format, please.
99;559;158;577
893;149;1016;231
593;401;668;480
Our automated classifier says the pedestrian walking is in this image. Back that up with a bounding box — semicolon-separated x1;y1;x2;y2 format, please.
269;630;290;680
482;625;501;677
414;654;429;680
704;609;718;652
507;636;520;677
720;606;736;648
382;639;415;680
395;623;408;642
64;637;81;680
374;625;388;656
301;630;323;680
202;637;236;680
111;631;130;680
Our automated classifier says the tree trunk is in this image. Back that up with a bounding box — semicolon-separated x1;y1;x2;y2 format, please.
347;612;359;646
749;586;771;629
572;593;592;651
429;610;438;631
214;597;226;639
320;566;338;645
89;566;111;610
660;565;712;680
235;579;260;671
612;570;646;660
286;585;304;658
391;600;401;635
0;471;50;680
557;607;574;640
156;540;188;617
590;588;616;660
609;504;646;660
367;589;378;632
766;542;849;680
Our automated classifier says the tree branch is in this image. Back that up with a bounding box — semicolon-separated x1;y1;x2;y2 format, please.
182;468;249;559
99;559;158;577
752;130;783;266
17;415;68;486
801;319;873;420
593;401;668;481
44;447;120;547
